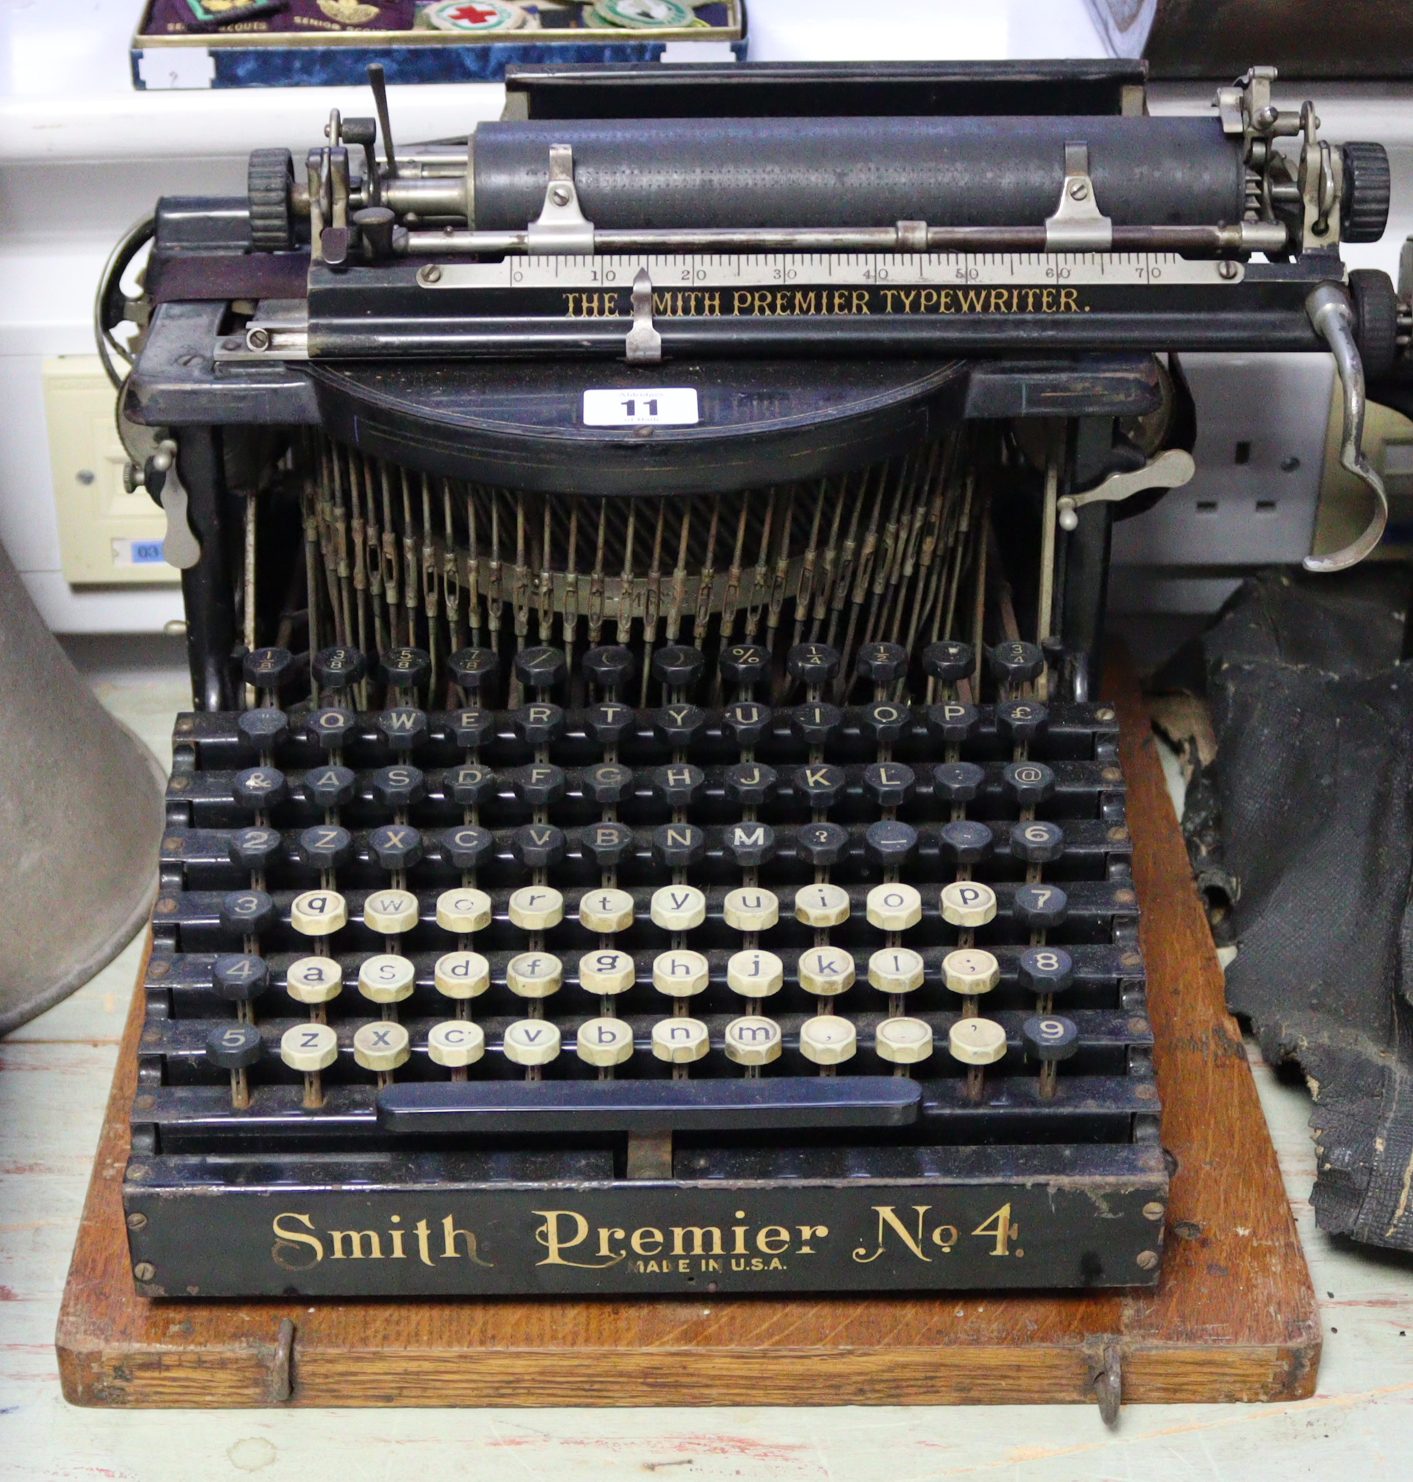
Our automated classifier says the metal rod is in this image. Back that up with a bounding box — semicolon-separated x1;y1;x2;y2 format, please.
368;62;398;181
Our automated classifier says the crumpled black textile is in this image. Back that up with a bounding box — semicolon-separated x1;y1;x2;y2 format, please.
1201;568;1413;1252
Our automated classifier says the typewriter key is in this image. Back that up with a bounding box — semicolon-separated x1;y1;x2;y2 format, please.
512;762;567;807
447;764;496;808
507;951;563;999
580;820;636;868
229;825;283;872
651;1016;710;1064
581;644;634;693
868;946;925;994
866;882;922;932
940;880;997;928
652;949;710;997
795;882;850;929
236;708;290;758
312;646;366;693
512;701;566;747
370;823;423;872
719;643;771;688
988;640;1046;689
795;762;846;809
515;644;567;694
206;1023;263;1070
449;708;496;751
857;641;909;686
1022;1013;1079;1067
364;888;419;934
725;821;777;867
446;646;498;696
428;1020;486;1069
874;1016;933;1065
723;700;772;747
436;888;492;934
922;640;974;685
233;767;287;811
727;949;784;999
932;760;985;804
724;1015;783;1066
576;1017;635;1068
357;954;416;1004
221;888;276;937
511;823;567;870
579;887;635;934
654;703;707;747
798;945;856;995
379;646;431;695
791;702;843;748
584;762;634;805
1013;883;1069;931
442;824;495;871
725;761;777;807
291;888;347;936
578;949;635;995
797;821;849;868
949;1016;1008;1066
943;947;1001;1001
1010;820;1065;864
940;819;993;865
863;761;915;807
1003;761;1057;809
652;763;706;808
652;643;705;692
306;764;356;810
865;820;918;869
652;822;706;869
211;954;270;1002
502;1019;562;1067
433;950;490;999
996;700;1049;747
723;887;779;933
508;885;564;931
377;707;428;752
286;956;343;1005
787;642;840;686
586;701;635;747
354;1020;411;1072
280;1021;338;1072
925;700;980;746
650;884;706;932
372;763;426;809
799;1015;858;1066
299;824;353;872
243;646;295;694
1017;946;1074;1001
861;702;911;748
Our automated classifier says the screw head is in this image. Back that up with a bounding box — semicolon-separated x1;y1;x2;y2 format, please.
1142;1201;1165;1221
418;264;442;285
1217;259;1240;280
1068;179;1089;200
549;183;572;207
127;1211;148;1230
246;326;271;352
1136;1250;1160;1270
133;1261;156;1281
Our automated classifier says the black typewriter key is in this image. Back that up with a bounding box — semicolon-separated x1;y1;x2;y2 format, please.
922;639;974;685
1022;1013;1079;1097
865;819;918;868
795;762;846;809
860;700;911;747
940;819;994;865
442;823;495;870
380;645;431;695
1013;883;1069;931
515;644;567;694
513;822;567;869
582;644;635;693
652;763;705;808
298;823;354;872
447;646;499;696
447;763;497;807
372;763;426;809
652;821;706;868
233;766;287;812
863;761;915;808
449;707;496;751
242;646;295;694
513;701;566;747
586;701;635;747
787;642;840;687
237;706;289;755
791;702;843;747
654;703;707;747
1003;760;1056;807
1017;945;1075;1004
370;822;424;871
989;640;1046;690
378;706;428;753
996;700;1049;747
312;645;366;693
220;888;276;938
581;819;636;867
652;643;705;693
726;760;777;806
306;763;356;810
584;762;634;805
306;706;356;753
211;954;271;1002
932;760;986;805
512;762;567;807
925;700;980;747
1011;819;1065;864
857;642;908;686
725;820;777;866
723;700;771;748
206;1022;263;1110
797;820;849;867
228;825;282;873
719;643;771;689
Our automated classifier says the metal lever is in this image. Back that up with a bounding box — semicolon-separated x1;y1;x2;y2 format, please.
147;439;201;570
1057;448;1196;531
527;144;595;255
1045;142;1113;252
624;267;662;363
1304;283;1388;572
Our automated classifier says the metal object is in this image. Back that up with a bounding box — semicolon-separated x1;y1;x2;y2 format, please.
1045;142;1114;252
526;144;594;255
623;267;661;363
148;439;202;570
1057;449;1197;531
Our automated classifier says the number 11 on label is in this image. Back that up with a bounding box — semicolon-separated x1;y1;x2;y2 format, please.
582;388;700;427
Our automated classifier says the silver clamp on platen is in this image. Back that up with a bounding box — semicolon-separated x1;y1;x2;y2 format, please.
527;144;595;255
1056;448;1196;531
1044;142;1114;252
624;268;662;364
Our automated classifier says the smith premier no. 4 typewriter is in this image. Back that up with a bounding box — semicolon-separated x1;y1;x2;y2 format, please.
109;58;1396;1298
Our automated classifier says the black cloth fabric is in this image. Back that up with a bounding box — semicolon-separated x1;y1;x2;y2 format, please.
1200;568;1413;1252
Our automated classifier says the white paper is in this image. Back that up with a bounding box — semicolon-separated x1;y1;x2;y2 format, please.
137;48;215;91
582;388;700;427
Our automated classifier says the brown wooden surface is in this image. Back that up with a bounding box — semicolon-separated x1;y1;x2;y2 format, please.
56;656;1320;1407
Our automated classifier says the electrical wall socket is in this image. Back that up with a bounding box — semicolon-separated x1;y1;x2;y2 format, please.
42;356;179;586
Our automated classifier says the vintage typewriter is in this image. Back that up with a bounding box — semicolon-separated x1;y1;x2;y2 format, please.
109;59;1395;1299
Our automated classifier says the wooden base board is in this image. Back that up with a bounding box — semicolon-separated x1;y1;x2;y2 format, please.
56;656;1320;1408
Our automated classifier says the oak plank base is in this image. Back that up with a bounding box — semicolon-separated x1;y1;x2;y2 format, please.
56;656;1320;1407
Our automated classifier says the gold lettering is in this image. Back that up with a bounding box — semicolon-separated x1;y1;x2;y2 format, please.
832;289;849;315
793;290;817;315
671;1226;724;1257
704;291;721;316
414;1218;433;1266
534;1209;616;1268
733;290;752;315
756;1225;791;1255
1060;286;1079;312
330;1229;383;1259
389;1225;406;1259
1022;287;1039;312
775;289;791;316
797;1224;828;1253
631;1226;664;1256
972;1203;1017;1256
852;289;870;314
958;288;985;313
924;289;941;313
990;288;1010;313
565;292;582;317
272;1212;323;1269
881;289;898;312
597;1226;626;1260
754;291;772;316
851;1205;933;1264
898;289;916;313
1042;288;1057;312
442;1213;493;1265
653;292;672;316
732;1223;749;1255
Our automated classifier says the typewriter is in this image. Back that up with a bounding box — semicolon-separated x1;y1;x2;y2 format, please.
111;59;1395;1299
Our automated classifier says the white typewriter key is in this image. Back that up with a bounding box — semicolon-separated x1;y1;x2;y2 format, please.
508;885;564;931
942;947;1001;997
798;945;857;996
865;882;922;932
799;1014;858;1066
353;1019;411;1072
503;1018;562;1067
650;884;706;932
652;949;709;998
578;948;636;996
291;889;347;937
436;887;492;934
280;1021;339;1072
940;880;998;928
949;1016;1008;1066
285;955;343;1005
726;948;784;999
576;1016;635;1068
868;946;926;994
357;953;416;1004
364;887;419;934
506;951;563;999
433;949;490;999
794;882;851;929
428;1019;486;1069
724;1015;783;1067
722;886;779;933
651;1016;710;1064
874;1016;934;1065
578;887;635;934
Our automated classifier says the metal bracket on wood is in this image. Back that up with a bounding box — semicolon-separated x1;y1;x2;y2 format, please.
268;1317;295;1403
625;267;663;364
1087;1340;1123;1427
1045;142;1114;252
527;143;595;255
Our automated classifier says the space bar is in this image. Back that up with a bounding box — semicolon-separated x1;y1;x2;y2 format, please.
377;1076;921;1133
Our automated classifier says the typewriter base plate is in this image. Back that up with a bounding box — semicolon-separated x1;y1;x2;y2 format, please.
56;658;1319;1406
